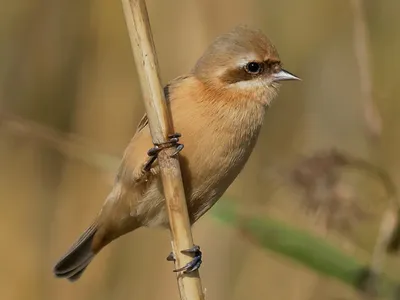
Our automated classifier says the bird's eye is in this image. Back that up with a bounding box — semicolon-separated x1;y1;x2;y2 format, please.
245;62;263;75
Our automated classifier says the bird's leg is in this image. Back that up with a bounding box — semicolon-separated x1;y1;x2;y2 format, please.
143;133;184;172
166;245;202;273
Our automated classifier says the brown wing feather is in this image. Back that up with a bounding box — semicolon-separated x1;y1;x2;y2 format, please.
53;221;98;281
135;113;149;133
135;75;189;134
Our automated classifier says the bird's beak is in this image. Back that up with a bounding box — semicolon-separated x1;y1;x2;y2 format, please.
272;69;301;82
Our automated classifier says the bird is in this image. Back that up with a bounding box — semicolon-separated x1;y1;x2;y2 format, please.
53;25;300;281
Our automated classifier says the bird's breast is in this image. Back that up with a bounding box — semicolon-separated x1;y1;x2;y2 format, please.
172;100;265;222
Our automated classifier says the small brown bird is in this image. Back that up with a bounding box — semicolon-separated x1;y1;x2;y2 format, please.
53;25;300;281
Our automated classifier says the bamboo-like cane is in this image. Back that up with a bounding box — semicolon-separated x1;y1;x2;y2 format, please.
120;0;205;299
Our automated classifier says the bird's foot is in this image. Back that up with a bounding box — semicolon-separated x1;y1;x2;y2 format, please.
143;133;184;171
166;245;202;273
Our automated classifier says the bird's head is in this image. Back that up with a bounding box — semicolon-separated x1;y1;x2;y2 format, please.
193;25;300;105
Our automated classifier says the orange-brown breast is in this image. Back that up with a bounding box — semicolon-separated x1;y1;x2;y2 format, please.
97;75;267;236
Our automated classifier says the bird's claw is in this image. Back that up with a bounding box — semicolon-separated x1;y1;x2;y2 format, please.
170;143;184;157
147;133;183;157
166;245;202;273
143;133;184;171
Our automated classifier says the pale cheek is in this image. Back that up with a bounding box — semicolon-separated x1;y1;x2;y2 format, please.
228;79;280;106
230;78;265;90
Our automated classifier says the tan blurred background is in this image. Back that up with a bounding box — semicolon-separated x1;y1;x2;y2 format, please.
1;0;400;299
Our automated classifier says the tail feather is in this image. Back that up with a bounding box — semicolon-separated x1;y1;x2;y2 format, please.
53;223;98;282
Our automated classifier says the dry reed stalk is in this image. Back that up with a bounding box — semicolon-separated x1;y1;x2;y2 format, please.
350;0;382;138
120;0;205;299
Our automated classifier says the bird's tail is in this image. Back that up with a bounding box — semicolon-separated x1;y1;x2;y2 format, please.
53;222;98;282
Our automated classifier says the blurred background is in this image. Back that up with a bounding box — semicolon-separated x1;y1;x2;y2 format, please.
1;0;400;299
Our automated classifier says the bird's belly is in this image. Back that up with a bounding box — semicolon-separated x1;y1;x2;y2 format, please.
139;181;227;228
140;146;251;228
186;159;245;223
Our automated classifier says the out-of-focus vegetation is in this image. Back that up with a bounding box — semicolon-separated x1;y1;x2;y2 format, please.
1;0;400;299
213;200;400;298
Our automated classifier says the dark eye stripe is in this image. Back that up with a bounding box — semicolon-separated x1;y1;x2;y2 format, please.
219;59;281;84
264;59;281;69
220;68;255;84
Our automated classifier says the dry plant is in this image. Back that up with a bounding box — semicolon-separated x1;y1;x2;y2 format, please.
120;0;204;299
290;148;399;297
350;0;382;139
0;110;120;174
290;149;397;236
291;149;366;233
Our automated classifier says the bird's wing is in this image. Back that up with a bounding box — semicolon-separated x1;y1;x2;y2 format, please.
135;75;190;134
121;76;190;184
135;113;149;133
135;84;170;133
